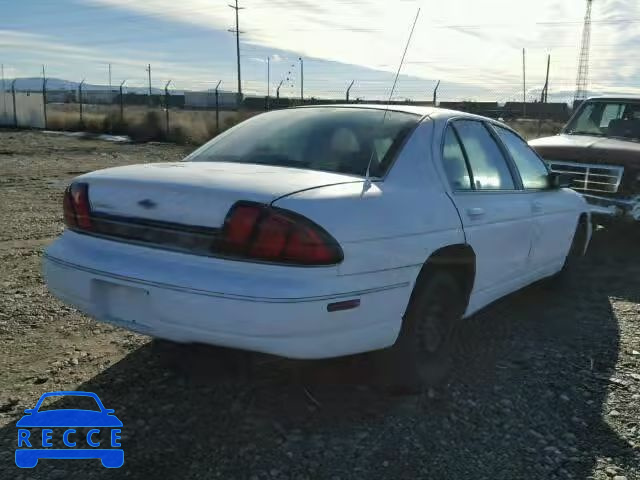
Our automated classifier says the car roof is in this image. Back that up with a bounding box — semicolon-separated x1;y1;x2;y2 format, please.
584;96;640;102
294;103;495;122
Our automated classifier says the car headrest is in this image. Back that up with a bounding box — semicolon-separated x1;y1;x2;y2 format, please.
608;119;640;139
329;128;361;154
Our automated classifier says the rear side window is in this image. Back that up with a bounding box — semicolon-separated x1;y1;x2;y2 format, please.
453;120;515;190
495;127;549;189
442;127;472;190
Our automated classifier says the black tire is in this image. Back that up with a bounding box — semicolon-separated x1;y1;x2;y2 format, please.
388;270;465;392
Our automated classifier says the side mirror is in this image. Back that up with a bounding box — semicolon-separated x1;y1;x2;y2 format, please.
548;172;572;189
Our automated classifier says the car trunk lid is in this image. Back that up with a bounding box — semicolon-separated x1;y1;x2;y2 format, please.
80;161;363;228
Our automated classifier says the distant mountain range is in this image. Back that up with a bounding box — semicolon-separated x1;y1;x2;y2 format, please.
2;77;174;94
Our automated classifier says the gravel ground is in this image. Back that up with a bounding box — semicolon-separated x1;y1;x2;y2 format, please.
0;129;639;480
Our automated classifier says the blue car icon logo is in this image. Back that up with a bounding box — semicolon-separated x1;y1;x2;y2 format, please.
15;391;124;468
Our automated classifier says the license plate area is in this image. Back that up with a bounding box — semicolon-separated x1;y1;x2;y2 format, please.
91;279;152;333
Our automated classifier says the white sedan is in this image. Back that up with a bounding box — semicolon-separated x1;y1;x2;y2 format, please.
44;105;590;382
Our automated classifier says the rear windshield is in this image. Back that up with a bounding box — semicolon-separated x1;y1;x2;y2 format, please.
188;108;420;177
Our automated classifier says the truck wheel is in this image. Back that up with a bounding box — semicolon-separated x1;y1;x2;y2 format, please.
390;270;465;392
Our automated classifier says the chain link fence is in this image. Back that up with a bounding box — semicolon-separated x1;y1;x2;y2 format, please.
1;81;571;144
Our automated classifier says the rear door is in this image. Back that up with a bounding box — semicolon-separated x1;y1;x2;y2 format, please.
492;125;577;269
441;120;533;303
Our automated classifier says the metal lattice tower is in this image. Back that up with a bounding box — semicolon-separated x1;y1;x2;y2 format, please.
574;0;593;104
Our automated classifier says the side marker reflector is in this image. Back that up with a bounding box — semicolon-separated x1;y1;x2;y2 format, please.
327;299;361;313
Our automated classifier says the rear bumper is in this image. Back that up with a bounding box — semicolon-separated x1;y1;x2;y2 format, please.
43;232;411;359
583;193;640;222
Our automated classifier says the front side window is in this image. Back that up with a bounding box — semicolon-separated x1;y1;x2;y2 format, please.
453;120;515;190
495;127;549;189
188;108;420;177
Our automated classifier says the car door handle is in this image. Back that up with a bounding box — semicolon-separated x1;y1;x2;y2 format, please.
532;201;543;213
466;207;485;218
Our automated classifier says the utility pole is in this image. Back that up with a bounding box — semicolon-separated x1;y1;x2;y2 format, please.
346;80;354;102
146;64;152;106
522;48;526;118
299;57;304;102
108;63;112;92
541;54;551;103
433;80;441;105
228;0;245;106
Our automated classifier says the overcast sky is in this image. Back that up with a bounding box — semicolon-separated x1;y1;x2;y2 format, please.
2;0;639;101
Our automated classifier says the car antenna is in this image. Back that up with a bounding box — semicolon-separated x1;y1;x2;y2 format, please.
362;8;421;197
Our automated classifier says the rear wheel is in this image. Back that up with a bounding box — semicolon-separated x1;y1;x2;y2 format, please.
390;270;465;392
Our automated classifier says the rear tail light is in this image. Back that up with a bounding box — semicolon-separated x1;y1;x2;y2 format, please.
219;202;343;265
63;182;92;230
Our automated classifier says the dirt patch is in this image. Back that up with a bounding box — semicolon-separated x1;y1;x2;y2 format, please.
0;130;638;479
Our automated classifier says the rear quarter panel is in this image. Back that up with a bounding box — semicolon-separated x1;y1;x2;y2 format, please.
273;120;465;280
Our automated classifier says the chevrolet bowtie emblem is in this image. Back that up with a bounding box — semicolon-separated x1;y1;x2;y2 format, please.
137;199;157;209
